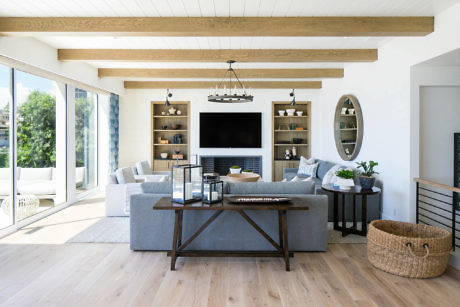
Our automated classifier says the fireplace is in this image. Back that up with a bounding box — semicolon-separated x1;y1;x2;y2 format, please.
200;156;262;176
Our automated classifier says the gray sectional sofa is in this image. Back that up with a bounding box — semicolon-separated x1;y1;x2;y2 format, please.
130;181;328;252
283;159;382;222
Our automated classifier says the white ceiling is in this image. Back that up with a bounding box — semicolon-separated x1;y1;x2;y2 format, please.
0;0;458;17
1;0;459;77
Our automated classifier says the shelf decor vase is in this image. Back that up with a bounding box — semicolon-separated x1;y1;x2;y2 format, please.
229;167;241;174
359;176;375;190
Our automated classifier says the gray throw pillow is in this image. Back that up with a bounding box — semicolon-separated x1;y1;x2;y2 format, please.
136;161;152;175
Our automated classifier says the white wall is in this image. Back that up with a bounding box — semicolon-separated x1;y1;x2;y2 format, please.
119;89;320;180
0;37;124;95
420;86;460;185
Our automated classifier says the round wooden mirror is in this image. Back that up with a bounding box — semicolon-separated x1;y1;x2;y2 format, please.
334;94;363;161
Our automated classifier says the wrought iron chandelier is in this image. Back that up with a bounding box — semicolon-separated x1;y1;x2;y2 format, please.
208;60;253;103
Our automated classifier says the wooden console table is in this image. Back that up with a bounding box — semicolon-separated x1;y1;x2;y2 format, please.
153;197;309;271
321;184;381;237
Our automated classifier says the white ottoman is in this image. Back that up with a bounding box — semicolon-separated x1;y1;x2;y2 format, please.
1;195;39;220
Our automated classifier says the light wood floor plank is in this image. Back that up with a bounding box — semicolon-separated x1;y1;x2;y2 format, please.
0;196;459;307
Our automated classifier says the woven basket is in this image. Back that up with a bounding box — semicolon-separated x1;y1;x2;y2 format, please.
367;220;452;278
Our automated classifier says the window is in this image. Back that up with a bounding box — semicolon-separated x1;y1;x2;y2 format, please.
0;65;11;229
75;88;97;192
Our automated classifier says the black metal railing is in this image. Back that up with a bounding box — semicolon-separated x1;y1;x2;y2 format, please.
415;178;460;251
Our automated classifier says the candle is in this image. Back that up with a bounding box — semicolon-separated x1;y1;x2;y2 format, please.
185;182;193;200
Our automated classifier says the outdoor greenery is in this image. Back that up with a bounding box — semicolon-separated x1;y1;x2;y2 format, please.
17;91;56;167
0;90;94;169
335;169;355;179
356;160;379;177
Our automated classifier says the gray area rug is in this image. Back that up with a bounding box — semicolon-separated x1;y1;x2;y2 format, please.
67;217;366;244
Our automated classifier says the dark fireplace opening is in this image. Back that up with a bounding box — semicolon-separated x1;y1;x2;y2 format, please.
200;156;262;176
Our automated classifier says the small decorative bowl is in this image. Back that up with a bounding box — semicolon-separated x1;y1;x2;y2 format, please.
278;110;285;116
286;108;295;116
160;152;168;159
177;110;182;115
161;125;168;130
161;111;166;115
296;111;303;116
170;123;181;130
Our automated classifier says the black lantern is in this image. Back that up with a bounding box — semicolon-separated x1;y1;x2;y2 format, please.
202;174;224;204
171;164;203;204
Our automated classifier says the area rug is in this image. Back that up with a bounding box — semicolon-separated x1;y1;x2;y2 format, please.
67;217;366;244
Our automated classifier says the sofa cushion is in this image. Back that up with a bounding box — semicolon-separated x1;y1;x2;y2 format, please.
136;161;152;175
18;180;56;195
20;167;53;181
317;160;336;180
0;180;10;195
116;167;136;184
0;168;11;181
227;181;315;195
141;181;172;194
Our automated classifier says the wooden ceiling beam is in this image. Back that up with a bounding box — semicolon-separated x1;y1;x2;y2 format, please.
99;68;344;78
59;49;377;62
124;81;322;89
0;17;433;36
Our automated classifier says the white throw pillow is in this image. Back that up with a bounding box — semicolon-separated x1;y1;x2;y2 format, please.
302;177;314;182
322;165;342;185
20;167;53;181
298;160;319;178
290;176;301;182
281;178;288;182
115;167;136;184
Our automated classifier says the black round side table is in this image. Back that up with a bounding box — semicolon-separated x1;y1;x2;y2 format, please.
321;184;381;237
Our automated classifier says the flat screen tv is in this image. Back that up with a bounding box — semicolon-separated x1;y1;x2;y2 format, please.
200;112;262;148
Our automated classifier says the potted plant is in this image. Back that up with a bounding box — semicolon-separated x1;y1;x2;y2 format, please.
356;160;379;190
335;169;355;190
242;169;253;173
229;165;241;174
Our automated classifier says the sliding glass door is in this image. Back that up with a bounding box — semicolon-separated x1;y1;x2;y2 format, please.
0;65;12;229
14;70;66;221
75;88;97;193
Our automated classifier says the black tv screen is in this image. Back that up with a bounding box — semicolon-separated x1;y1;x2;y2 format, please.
200;113;262;148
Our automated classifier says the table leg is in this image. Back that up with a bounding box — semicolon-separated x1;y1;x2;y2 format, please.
362;195;368;235
281;210;290;271
333;192;339;231
171;210;180;270
178;210;183;246
341;194;346;237
278;210;284;249
353;195;357;230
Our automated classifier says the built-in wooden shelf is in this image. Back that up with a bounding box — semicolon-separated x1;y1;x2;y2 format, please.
274;115;308;118
153;129;187;132
274;144;308;146
154;144;188;146
153;115;188;118
151;101;190;171
272;101;311;181
274;130;308;132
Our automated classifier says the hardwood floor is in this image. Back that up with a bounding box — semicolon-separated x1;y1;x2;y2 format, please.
0;243;459;306
1;195;459;306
